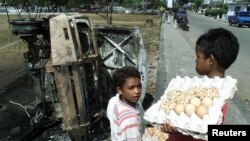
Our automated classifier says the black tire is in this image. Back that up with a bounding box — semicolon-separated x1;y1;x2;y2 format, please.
229;21;232;26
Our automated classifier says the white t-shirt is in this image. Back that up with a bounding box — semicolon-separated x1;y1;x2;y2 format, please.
107;94;144;141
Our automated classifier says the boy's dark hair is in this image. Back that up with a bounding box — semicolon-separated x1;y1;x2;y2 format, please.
112;66;141;90
196;28;239;69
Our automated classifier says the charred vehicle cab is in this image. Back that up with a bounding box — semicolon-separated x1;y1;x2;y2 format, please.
9;14;147;141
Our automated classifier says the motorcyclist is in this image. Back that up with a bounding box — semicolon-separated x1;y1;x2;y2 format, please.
177;16;189;31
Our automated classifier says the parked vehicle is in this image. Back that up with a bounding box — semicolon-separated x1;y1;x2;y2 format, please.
146;9;160;15
228;11;250;27
78;4;91;13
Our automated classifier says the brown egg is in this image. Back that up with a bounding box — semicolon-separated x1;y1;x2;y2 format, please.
158;136;165;141
155;129;162;138
184;104;196;117
190;97;201;107
202;97;213;107
196;105;208;119
174;103;185;115
147;127;154;136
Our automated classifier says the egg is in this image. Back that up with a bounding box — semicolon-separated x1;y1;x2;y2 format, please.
190;97;201;107
155;129;162;138
158;136;165;141
174;103;185;115
147;127;154;136
195;105;208;119
184;104;196;117
202;97;213;107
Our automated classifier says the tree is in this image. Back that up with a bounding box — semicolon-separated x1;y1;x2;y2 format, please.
188;0;202;10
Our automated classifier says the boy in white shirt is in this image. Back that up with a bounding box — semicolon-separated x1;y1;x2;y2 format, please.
107;66;144;141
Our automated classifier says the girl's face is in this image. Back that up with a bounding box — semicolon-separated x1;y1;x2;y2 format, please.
195;50;210;76
118;77;142;107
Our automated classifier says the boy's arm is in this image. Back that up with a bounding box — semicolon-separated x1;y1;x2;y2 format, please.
221;103;228;124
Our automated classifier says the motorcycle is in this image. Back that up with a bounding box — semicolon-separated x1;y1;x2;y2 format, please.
177;17;189;31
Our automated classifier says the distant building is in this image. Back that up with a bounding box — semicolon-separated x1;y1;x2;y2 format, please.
167;0;173;8
226;1;250;16
203;0;246;4
224;0;244;4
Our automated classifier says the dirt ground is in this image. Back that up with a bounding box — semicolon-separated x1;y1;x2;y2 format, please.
0;13;161;140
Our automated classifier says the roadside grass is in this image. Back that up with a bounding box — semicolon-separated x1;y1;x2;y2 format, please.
0;13;160;51
0;13;159;43
0;15;25;50
85;13;159;25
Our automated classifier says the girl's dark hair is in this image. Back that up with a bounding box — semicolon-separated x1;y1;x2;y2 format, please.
112;66;141;90
196;28;239;69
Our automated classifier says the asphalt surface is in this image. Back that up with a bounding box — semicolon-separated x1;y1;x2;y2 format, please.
155;14;250;124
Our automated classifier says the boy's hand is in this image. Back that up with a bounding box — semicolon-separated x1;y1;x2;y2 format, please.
161;123;177;133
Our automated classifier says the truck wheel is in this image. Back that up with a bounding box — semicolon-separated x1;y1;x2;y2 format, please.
237;23;242;27
229;21;232;26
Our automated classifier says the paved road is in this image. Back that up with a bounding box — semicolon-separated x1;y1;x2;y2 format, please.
155;14;250;124
181;12;250;107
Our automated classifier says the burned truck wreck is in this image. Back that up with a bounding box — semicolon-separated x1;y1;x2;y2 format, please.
9;14;147;140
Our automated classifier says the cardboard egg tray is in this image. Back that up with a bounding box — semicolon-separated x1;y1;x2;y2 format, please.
143;76;237;140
